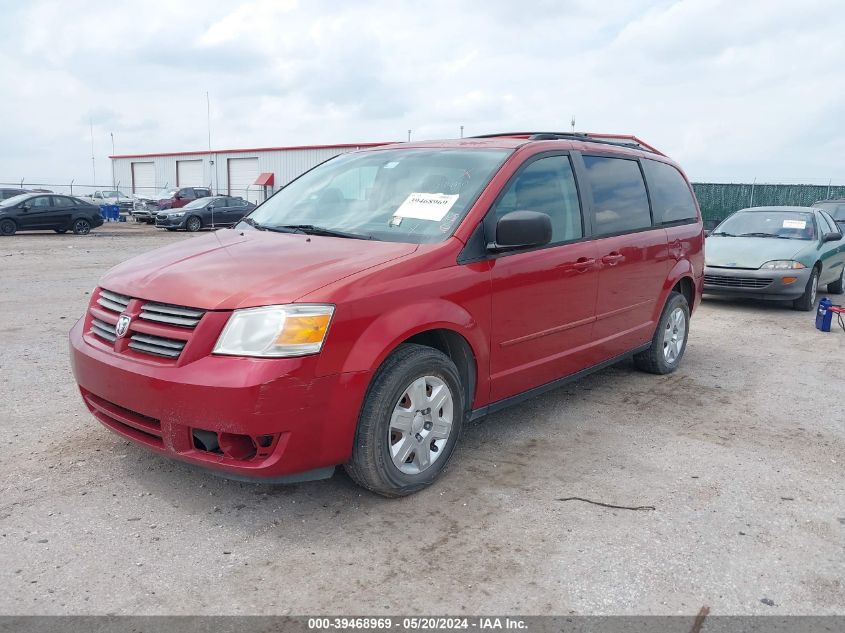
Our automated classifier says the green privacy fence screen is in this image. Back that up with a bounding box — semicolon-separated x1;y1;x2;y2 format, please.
691;183;845;224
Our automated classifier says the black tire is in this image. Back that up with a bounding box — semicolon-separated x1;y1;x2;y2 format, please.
54;229;67;234
634;291;690;375
72;218;91;235
0;219;16;236
344;344;464;497
828;266;844;295
792;267;819;311
186;216;202;232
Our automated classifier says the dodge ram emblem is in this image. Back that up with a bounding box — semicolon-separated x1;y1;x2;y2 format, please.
115;315;131;338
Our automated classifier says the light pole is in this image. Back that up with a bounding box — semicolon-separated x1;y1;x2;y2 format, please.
110;132;116;190
407;129;412;142
460;125;464;138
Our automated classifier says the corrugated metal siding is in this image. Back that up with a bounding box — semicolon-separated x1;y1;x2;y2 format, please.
112;145;371;199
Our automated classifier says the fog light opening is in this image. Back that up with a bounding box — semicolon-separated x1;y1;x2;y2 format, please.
256;434;274;448
782;276;798;284
218;433;257;461
192;429;221;454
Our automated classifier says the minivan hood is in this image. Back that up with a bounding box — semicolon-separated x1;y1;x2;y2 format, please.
705;236;808;269
99;229;418;310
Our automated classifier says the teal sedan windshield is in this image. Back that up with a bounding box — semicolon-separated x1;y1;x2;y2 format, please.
244;148;511;244
713;210;816;240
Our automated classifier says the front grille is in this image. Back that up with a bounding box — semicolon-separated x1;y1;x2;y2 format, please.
140;302;205;328
129;333;186;358
88;288;207;361
704;274;773;289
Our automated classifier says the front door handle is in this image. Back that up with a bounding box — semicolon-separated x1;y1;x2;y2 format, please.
601;252;625;266
562;257;596;273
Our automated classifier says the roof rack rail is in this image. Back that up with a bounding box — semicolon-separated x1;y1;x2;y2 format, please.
470;132;664;156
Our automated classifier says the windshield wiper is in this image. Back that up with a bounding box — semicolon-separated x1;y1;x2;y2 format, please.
710;231;736;237
738;232;791;239
239;217;266;231
267;224;373;240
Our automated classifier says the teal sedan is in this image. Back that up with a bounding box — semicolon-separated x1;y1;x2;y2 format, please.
704;206;845;310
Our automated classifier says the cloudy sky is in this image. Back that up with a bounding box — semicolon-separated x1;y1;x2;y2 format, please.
1;0;843;189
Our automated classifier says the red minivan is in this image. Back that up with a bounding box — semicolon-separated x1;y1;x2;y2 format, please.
70;133;704;496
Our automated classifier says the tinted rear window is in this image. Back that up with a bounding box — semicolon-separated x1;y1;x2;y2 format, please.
644;159;697;224
583;156;652;235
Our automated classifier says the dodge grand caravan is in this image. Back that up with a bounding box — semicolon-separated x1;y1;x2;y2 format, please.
70;132;704;497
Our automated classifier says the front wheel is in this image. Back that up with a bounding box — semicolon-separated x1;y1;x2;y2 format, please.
345;344;464;497
634;291;690;375
793;268;819;311
0;219;16;236
72;218;91;235
186;216;202;232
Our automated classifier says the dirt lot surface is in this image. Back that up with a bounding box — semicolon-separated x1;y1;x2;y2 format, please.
1;223;843;616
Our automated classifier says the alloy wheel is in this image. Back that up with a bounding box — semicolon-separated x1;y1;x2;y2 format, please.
662;307;686;364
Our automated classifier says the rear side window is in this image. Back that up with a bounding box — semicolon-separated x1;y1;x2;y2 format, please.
583;156;651;235
644;160;698;224
492;155;583;244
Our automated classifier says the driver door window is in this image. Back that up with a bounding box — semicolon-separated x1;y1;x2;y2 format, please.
491;155;583;244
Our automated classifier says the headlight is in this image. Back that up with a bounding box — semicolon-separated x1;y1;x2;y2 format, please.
213;304;334;357
169;211;185;217
760;260;806;270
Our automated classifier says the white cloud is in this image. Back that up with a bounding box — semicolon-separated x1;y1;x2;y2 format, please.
0;0;843;188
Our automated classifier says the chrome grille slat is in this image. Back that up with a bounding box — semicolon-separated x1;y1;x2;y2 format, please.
90;319;117;342
97;289;130;313
128;339;183;358
130;333;186;350
140;301;205;328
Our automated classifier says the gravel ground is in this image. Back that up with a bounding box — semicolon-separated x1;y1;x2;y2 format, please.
1;224;843;616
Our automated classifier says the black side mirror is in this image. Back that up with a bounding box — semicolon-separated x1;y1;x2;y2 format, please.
21;203;30;210
488;210;552;252
823;231;843;243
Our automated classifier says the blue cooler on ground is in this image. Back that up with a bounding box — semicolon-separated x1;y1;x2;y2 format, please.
816;297;833;332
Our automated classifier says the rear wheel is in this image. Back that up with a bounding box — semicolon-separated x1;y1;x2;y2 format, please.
793;267;819;311
186;216;202;232
72;218;91;235
345;344;464;497
828;266;844;295
634;291;690;375
0;219;16;236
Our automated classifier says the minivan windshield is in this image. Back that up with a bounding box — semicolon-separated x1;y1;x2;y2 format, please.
244;148;511;243
712;209;816;240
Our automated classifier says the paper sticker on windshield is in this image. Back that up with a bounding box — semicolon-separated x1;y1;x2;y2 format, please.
394;192;459;221
783;219;806;229
383;161;400;169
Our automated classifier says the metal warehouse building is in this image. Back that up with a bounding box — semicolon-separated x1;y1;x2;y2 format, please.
109;142;389;204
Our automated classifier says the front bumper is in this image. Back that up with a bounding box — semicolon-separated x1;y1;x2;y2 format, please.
69;318;371;481
703;265;811;300
155;214;186;228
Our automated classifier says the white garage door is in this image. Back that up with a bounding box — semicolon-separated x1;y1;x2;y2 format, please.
177;160;204;187
228;157;259;204
132;162;155;195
